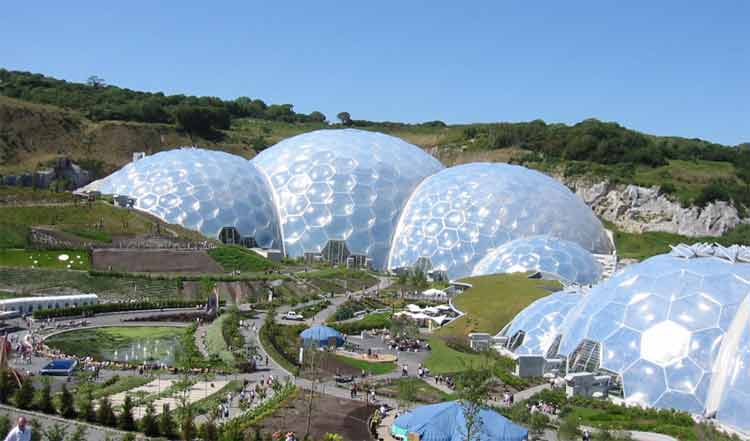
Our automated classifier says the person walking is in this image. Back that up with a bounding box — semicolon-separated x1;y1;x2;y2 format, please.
4;416;31;441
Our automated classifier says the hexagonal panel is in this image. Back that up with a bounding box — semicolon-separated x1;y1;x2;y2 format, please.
81;148;281;248
388;162;612;279
253;129;443;268
641;321;691;366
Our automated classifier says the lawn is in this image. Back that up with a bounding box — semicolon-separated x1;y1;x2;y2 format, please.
61;226;113;243
298;268;379;293
89;375;154;400
45;326;185;362
331;354;396;375
437;273;560;339
0;249;90;270
632;159;739;204
207;245;276;272
423;337;485;375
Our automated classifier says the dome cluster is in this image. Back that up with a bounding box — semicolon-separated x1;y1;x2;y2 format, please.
499;244;750;432
83;129;610;279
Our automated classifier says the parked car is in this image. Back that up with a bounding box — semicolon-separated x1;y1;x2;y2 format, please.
283;311;305;321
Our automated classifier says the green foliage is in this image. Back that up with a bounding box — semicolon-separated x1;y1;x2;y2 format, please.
219;383;296;436
0;415;9;438
205;313;236;366
36;377;55;414
558;414;581;441
207;245;276;272
0;69;325;125
329;297;387;322
96;397;117;427
58;384;77;419
66;425;87;441
14;377;35;410
0;369;17;404
158;403;176;439
119;395;136;431
33;298;208;319
42;424;67;441
260;310;303;374
76;387;96;422
141;402;159;437
330;312;392;335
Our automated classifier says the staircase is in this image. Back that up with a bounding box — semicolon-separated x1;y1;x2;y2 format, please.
569;339;601;372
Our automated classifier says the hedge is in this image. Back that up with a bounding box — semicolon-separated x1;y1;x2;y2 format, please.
32;299;222;319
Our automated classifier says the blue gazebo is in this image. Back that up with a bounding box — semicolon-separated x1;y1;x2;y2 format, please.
299;325;344;348
391;401;528;441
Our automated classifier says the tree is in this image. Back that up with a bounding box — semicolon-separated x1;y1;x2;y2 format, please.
200;419;219;441
0;415;10;437
36;377;55;414
180;404;196;441
0;369;15;404
14;378;35;410
86;75;106;88
96;397;116;427
58;384;76;419
141;402;159;437
308;111;326;123
119;395;136;431
76;387;96;422
158;404;175;439
454;367;492;441
337;112;352;125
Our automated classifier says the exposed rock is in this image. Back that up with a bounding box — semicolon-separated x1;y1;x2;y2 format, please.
558;175;747;237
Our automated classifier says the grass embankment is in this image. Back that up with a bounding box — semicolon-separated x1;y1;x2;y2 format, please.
45;326;184;362
508;389;737;441
437;273;560;340
207;245;276;272
373;378;455;404
330;354;396;375
330;312;392;335
204;314;236;366
0;202;204;248
605;220;750;261
260;313;303;375
423;337;485;375
89;375;153;400
0;249;90;270
298;268;379;294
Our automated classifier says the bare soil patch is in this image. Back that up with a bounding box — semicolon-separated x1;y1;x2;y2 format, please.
254;392;374;441
92;248;222;273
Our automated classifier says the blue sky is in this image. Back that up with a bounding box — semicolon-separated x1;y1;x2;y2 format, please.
1;1;747;145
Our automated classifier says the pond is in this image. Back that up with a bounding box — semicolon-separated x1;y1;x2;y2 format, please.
45;326;185;365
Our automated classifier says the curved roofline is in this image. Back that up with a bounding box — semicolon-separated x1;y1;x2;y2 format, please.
250;161;287;256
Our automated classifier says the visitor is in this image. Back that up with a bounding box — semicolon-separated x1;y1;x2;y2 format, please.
4;417;31;441
582;429;591;441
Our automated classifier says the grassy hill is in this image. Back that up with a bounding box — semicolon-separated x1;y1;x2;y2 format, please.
437;273;561;340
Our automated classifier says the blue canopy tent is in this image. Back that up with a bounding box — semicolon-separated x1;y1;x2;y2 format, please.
299;325;344;347
391;401;528;441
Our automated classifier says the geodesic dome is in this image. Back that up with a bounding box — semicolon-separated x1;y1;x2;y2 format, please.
472;235;602;285
500;288;584;357
387;163;612;279
81;148;281;248
252;129;444;268
555;245;750;416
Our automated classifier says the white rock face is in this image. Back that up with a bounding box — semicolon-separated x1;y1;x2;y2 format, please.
559;176;747;237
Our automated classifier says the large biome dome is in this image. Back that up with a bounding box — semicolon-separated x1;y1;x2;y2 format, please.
552;244;750;425
252;129;444;268
81;148;281;248
472;235;602;285
500;288;584;357
387;163;612;279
